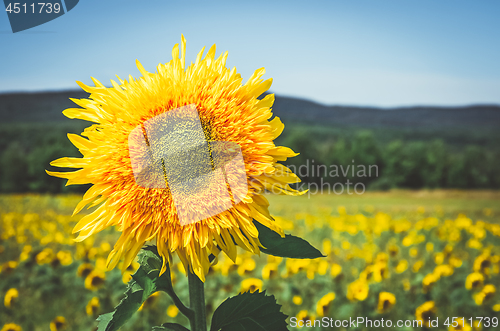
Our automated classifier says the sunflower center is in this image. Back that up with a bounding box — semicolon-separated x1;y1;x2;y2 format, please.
129;104;248;225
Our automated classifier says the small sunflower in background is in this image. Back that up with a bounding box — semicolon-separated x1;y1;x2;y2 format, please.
84;269;106;291
415;301;436;328
86;297;100;316
316;292;335;317
377;292;396;313
4;288;18;309
1;324;22;331
448;317;472;331
474;284;496;305
76;262;94;278
47;35;303;281
347;279;369;301
262;262;279;280
2;261;18;274
292;295;303;305
295;310;315;326
49;316;67;331
240;278;263;293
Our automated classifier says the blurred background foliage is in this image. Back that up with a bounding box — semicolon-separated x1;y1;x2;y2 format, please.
0;115;500;193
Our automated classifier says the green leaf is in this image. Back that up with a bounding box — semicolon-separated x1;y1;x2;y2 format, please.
210;290;288;331
96;246;173;331
152;323;190;331
253;221;324;259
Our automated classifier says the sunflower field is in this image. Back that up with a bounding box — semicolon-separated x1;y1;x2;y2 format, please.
1;191;499;330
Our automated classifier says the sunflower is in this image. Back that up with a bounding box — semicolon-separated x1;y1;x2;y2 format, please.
395;259;408;273
377;292;396;313
76;262;94;278
261;262;279;280
49;316;67;331
2;261;18;274
331;263;342;278
36;248;54;265
47;36;302;281
474;284;496;305
347;279;369;301
448;317;471;331
415;301;436;328
473;254;491;273
236;258;256;276
1;324;22;331
316;292;335;317
240;278;263;293
422;272;439;293
84;269;106;291
295;310;315;327
292;295;303;305
55;250;73;266
4;288;18;308
85;297;100;316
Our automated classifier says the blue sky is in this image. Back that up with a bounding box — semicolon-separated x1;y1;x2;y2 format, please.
1;0;499;107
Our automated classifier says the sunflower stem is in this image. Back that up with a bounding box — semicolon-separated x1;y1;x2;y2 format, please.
165;286;194;320
187;271;207;331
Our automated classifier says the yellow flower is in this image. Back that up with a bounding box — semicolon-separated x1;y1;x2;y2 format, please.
19;245;32;262
4;288;18;308
448;317;471;331
415;301;436;328
409;248;418;258
426;242;434;252
396;260;408;273
493;303;500;312
77;263;94;278
237;258;256;276
296;310;315;326
474;284;496;305
473;254;491;273
47;36;302;282
330;264;342;278
347;279;369;301
465;272;484;290
423;273;440;292
372;262;389;282
49;316;67;331
387;244;399;257
167;305;179;318
262;262;279;280
377;292;396;313
52;250;73;267
433;264;454;278
36;248;54;265
84;270;106;291
2;261;18;274
240;278;263;293
292;295;303;305
85;297;100;316
434;252;445;265
1;324;22;331
316;292;335;317
412;260;424;273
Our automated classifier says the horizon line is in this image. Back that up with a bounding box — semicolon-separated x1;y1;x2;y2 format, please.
1;88;499;110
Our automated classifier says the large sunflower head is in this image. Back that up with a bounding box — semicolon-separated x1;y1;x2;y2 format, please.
48;36;302;281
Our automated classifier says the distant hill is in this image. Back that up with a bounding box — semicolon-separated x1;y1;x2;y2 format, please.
1;90;500;129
